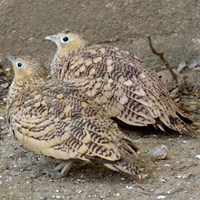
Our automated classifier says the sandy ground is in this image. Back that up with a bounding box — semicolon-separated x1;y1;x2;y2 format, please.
0;67;200;200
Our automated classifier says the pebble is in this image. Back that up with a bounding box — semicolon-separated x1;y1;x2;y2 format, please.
189;61;199;69
176;175;183;179
52;195;61;199
195;155;200;159
125;185;133;190
160;178;166;182
76;190;83;194
1;82;9;88
157;195;166;199
152;145;168;161
177;61;186;72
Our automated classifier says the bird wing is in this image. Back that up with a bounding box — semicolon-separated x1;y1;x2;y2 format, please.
58;46;170;124
7;80;128;163
56;45;191;134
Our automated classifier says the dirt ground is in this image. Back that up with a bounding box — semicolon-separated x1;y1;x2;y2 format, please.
0;51;200;200
0;1;200;200
0;87;200;200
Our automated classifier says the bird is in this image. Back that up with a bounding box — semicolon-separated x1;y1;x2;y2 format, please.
44;29;193;136
6;55;146;178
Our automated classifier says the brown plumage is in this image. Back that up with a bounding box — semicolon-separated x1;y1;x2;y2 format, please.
6;55;145;178
44;30;193;136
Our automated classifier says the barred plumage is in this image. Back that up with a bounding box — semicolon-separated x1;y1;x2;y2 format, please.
44;30;193;136
6;55;145;178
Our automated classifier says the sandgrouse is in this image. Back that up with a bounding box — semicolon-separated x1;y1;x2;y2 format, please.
6;55;145;178
44;30;193;136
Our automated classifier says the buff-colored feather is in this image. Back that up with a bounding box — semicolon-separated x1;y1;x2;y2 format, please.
44;30;193;136
6;55;145;177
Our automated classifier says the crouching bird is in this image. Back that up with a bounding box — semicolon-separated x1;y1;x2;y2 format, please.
6;55;146;179
44;29;193;136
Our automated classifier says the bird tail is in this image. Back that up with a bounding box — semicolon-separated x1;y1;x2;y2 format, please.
168;116;196;137
157;111;196;137
104;137;148;179
103;156;147;179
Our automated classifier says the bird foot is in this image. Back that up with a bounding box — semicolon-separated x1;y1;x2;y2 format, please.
43;161;73;178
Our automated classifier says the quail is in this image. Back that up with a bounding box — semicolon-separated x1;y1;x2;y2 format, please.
44;30;193;136
6;55;145;178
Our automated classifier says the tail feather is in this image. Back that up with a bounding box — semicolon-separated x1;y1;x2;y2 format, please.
157;114;196;137
169;116;193;136
104;158;147;179
176;110;193;124
107;137;147;178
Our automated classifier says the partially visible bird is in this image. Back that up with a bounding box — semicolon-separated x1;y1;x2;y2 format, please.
44;30;193;136
6;55;146;178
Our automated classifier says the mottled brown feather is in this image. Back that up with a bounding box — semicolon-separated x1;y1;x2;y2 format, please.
46;31;193;136
6;56;145;177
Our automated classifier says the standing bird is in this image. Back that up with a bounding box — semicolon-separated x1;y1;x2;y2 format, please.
6;55;146;178
44;30;193;136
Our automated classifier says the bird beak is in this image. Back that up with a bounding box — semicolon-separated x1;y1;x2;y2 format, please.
44;35;55;42
6;56;14;62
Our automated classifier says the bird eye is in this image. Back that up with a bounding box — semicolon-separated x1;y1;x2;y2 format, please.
16;61;23;68
61;36;69;43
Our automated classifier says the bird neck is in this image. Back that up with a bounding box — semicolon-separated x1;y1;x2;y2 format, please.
6;76;47;109
51;52;61;76
51;41;87;77
6;79;24;110
50;50;71;77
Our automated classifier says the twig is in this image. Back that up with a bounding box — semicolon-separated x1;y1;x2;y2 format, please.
147;36;178;83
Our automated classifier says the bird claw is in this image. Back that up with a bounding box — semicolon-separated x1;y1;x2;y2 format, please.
43;161;73;178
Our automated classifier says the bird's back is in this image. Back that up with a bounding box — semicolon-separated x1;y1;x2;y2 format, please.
7;78;144;176
54;44;192;135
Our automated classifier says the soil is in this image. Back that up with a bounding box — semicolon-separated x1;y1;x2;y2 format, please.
0;1;200;200
0;90;200;200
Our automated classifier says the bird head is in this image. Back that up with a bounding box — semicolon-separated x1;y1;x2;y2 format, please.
44;29;87;56
6;55;48;82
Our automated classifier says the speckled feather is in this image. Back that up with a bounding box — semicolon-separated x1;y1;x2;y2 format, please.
47;30;192;136
6;56;144;177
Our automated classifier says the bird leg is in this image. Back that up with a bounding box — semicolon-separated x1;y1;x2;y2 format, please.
43;161;73;178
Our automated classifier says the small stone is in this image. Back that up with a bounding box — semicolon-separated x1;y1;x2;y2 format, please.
125;185;133;190
157;195;166;199
195;155;200;159
152;145;168;161
177;61;186;72
0;116;4;120
1;83;9;88
160;178;166;182
176;175;183;179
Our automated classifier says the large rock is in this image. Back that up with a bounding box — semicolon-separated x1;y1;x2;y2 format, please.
0;0;200;68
